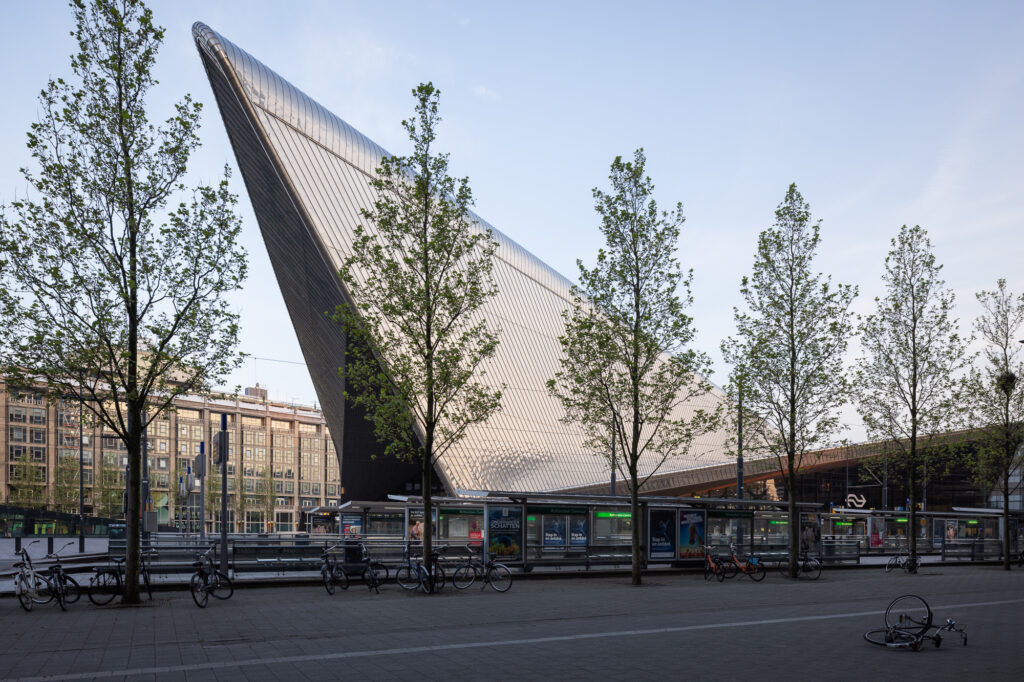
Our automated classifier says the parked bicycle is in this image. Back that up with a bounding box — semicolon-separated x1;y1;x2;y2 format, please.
190;545;233;608
355;542;388;593
452;543;512;592
13;540;53;612
722;543;766;581
396;543;447;593
777;553;822;580
885;548;920;574
864;594;966;650
46;541;81;611
320;543;350;594
88;550;155;605
703;545;726;583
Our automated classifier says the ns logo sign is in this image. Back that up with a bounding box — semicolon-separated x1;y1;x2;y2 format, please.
845;493;866;508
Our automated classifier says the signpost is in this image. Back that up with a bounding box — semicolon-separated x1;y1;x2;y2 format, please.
196;444;206;540
216;413;229;574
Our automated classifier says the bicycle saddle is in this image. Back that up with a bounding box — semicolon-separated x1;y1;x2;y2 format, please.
112;557;126;564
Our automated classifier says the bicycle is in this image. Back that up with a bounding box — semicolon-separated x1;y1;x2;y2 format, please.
46;541;82;611
863;594;967;650
884;548;919;574
13;540;54;612
88;550;155;605
702;545;726;583
452;543;512;592
320;543;350;595
777;553;822;580
722;543;766;581
355;542;388;593
395;543;447;593
189;545;233;608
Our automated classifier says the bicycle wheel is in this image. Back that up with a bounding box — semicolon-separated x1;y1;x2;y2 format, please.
749;563;766;582
433;565;446;592
722;561;738;579
704;562;715;582
453;564;476;589
88;570;120;606
395;565;420;590
333;566;349;591
885;594;932;636
416;565;431;593
362;564;382;590
322;565;336;595
16;575;33;612
142;570;153;601
31;574;55;605
905;555;919;573
367;562;388;584
864;628;919;649
777;559;791;577
209;571;234;600
802;558;821;580
486;564;512;592
190;573;208;608
885;556;898;573
63;575;81;604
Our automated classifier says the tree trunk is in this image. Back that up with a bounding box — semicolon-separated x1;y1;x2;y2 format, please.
422;447;433;594
1003;475;1011;571
631;482;641;586
123;407;142;603
787;458;798;580
907;449;918;572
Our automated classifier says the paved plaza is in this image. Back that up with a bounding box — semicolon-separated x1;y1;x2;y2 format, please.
1;565;1022;681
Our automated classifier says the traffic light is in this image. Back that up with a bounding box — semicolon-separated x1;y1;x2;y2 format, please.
213;430;229;466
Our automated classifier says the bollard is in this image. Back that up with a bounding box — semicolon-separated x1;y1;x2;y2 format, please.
48;536;54;555
15;536;21;553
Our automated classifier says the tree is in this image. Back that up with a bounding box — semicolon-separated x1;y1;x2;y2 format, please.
334;83;502;591
0;0;247;603
548;149;718;586
53;452;83;513
723;184;857;578
259;467;275;532
7;450;46;508
92;452;123;518
856;225;969;568
233;466;247;532
962;279;1024;570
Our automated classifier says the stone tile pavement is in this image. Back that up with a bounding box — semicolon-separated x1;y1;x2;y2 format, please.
1;564;1022;681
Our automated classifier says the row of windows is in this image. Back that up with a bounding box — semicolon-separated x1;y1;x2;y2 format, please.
8;406;46;424
9;427;46;444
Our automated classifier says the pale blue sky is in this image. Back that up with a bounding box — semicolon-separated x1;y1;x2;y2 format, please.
2;1;1023;441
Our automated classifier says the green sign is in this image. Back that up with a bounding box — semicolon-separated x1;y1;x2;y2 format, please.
896;518;908;522
707;509;755;519
967;520;978;525
768;520;788;525
526;516;536;522
835;521;853;527
596;511;632;519
439;508;482;516
527;506;588;515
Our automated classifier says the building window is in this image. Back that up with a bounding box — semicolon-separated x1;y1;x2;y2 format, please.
9;427;27;442
9;406;27;423
271;419;291;431
30;447;46;462
300;482;310;495
298;422;318;434
156;474;169;488
311;483;320;495
28;408;46;425
29;429;46;445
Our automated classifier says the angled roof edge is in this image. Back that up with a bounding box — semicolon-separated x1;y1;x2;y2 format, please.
192;21;576;303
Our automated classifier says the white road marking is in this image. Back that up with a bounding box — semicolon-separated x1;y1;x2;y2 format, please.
10;597;1024;681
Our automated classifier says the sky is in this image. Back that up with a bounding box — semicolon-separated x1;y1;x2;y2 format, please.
2;1;1023;442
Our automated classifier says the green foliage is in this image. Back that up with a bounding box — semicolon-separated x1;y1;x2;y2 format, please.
723;184;856;471
548;149;718;585
722;184;856;576
0;0;247;602
856;224;970;561
961;279;1024;568
334;83;502;583
6;450;46;509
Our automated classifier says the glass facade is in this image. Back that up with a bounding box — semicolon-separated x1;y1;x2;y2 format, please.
192;22;734;498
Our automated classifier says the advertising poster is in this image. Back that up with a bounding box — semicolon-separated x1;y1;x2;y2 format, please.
543;515;566;546
678;510;706;559
649;509;676;559
867;516;885;548
569;515;588;546
341;514;362;536
488;506;523;560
